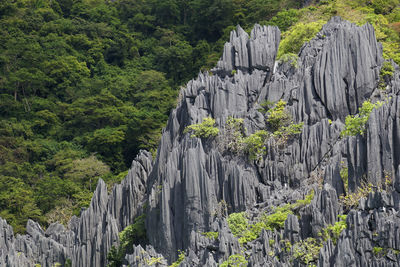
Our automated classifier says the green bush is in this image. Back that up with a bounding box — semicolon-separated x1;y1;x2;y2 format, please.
227;190;314;244
381;61;395;78
277;20;326;59
119;214;147;248
293;238;322;266
293;189;315;209
339;182;373;210
257;100;276;114
220;102;303;160
243;130;269;160
269;9;300;32
278;53;299;68
107;214;147;267
274;122;304;141
319;215;347;245
202;231;219;240
227;212;248;237
379;61;394;90
222;117;246;154
267;100;291;131
220;254;248;267
373;246;384;257
266;100;303;144
341;100;384;137
184;117;219;138
170;250;185;267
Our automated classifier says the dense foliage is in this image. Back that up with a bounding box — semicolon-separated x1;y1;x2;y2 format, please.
0;0;306;234
1;0;399;234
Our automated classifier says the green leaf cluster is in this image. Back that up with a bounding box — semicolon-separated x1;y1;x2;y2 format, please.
339;182;374;210
293;237;321;266
341;100;384;137
291;212;347;265
373;246;384;256
219;254;248;267
266;100;304;144
379;61;394;90
170;250;185;267
243;130;269;160
222;101;303;160
319;215;347;245
278;52;299;68
107;214;147;267
227;190;314;244
266;100;291;131
185;117;219;138
277;20;326;59
222;117;246;154
202;231;219;240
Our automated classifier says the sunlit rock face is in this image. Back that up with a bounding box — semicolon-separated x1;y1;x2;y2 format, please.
2;17;400;267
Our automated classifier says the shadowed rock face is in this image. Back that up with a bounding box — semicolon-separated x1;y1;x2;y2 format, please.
1;17;400;267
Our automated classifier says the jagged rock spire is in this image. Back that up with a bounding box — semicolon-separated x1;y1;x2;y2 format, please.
1;17;400;267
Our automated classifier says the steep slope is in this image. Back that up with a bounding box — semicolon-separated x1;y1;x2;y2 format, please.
1;17;400;267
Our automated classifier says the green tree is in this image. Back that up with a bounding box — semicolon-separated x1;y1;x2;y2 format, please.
64;155;110;191
0;175;43;233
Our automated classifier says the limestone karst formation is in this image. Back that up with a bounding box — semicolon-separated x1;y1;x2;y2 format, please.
1;17;400;267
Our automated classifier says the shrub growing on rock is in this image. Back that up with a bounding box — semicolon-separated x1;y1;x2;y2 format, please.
220;254;247;267
341;100;384;137
184;117;219;138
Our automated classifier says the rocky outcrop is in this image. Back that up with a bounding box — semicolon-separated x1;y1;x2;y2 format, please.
1;17;400;267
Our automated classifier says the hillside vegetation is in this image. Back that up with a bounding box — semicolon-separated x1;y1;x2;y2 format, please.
0;0;399;233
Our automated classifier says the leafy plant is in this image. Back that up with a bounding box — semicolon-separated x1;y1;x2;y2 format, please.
379;61;394;90
202;231;219;240
293;189;315;209
243;130;269;160
340;182;373;210
220;117;246;154
370;0;399;15
293;238;322;266
227;212;248;238
277;20;326;59
341;100;384;137
278;53;299;68
185;117;219;138
170;250;185;267
373;246;384;257
273;122;304;144
266;100;303;144
146;257;163;265
227;190;314;244
266;100;291;131
220;254;248;267
107;214;147;267
319;215;347;245
258;100;276;114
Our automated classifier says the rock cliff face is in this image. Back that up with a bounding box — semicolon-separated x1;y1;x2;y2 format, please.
1;17;400;267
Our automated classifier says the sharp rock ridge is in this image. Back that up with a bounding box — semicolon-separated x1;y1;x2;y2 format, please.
1;17;400;267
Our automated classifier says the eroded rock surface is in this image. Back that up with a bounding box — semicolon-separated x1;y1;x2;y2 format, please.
1;17;400;267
